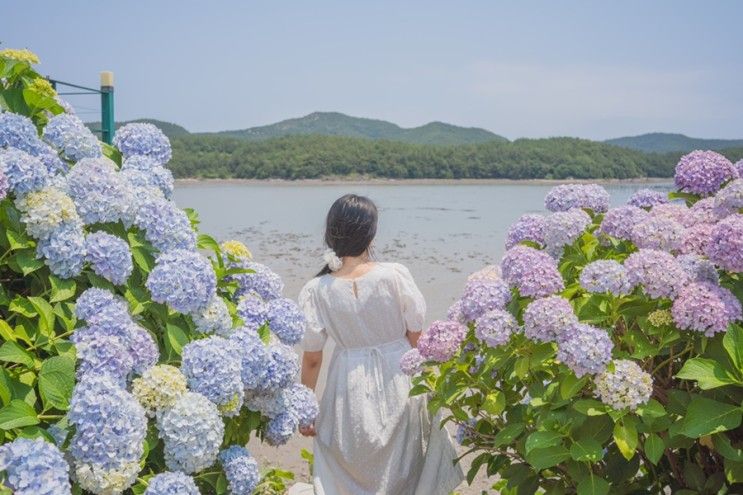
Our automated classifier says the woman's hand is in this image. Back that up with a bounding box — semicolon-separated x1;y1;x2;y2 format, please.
299;423;316;437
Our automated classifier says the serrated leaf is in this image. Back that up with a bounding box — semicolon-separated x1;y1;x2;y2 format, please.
482;390;505;415
676;358;739;389
525;430;564;454
644;433;665;465
560;374;587;400
724;325;743;372
166;324;188;356
0;399;39;430
49;276;76;303
613;418;638;460
681;397;742;438
493;422;524;447
28;296;55;336
577;474;610;495
0;341;34;368
38;356;75;410
574;399;607;416
570;438;603;462
525;445;570;471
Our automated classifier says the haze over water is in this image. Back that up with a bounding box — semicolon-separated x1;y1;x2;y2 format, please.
174;181;672;317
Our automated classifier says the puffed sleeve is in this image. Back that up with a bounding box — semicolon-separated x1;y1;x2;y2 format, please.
393;263;426;332
298;281;327;352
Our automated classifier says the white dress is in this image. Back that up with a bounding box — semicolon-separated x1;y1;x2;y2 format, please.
299;262;463;495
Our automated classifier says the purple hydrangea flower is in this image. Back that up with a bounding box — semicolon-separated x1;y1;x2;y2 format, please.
544;208;592;253
35;223;86;278
181;336;244;416
134;196;197;252
630;216;684;252
506;213;546;248
265;412;298;446
624;249;688;299
446;300;465;323
650;202;689;224
0;148;48;195
475;309;517;347
0;438;71;495
683;197;731;227
598;205;650;240
85;231;133;285
579;260;632;295
672;282;742;336
113;122;172;164
679;222;715;256
677;254;719;285
418;320;467;362
146;249;216;314
400;348;425;375
501;245;564;298
192;296;233;336
144;472;200;495
230;261;284;300
544;184;610;212
456;419;478;445
736;159;743;177
707;214;743;272
219;446;261;495
594;360;653;411
460;278;512;322
266;297;306;345
714;178;743;214
42;113;101;161
675;150;738;196
237;293;268;331
627;188;668;208
467;265;502;283
556;324;613;377
523;296;578;343
66;157;129;224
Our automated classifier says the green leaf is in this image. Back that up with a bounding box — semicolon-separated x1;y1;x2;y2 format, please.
613;418;638;460
577;474;610;495
574;399;607;416
0;368;11;405
166;324;188;356
725;459;743;484
28;296;55;336
0;319;16;343
482;390;505;415
6;229;32;249
676;358;739;389
0;341;34;368
560;374;587;400
569;437;603;462
525;430;564;454
644;433;665;465
681;397;743;438
13;248;45;275
713;434;743;462
49;276;76;303
525;445;570;471
493;422;524;447
636;399;666;420
0;399;39;429
38;356;75;410
724;325;743;371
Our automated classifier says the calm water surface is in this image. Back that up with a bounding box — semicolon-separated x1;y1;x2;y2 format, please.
174;182;672;319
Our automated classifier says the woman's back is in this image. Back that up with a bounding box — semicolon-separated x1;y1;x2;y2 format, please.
299;262;425;351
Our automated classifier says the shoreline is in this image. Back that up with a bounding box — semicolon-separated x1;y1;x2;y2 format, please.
175;177;673;187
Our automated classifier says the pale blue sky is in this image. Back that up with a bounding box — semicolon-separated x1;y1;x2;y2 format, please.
4;1;742;139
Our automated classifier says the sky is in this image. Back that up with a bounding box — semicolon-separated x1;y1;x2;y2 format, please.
3;1;742;140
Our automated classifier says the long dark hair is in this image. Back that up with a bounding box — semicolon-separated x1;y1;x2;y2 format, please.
316;194;378;276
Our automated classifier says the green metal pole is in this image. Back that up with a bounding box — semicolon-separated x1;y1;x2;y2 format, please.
100;71;114;144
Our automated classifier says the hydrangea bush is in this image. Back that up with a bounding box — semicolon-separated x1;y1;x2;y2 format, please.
0;51;316;494
409;173;743;492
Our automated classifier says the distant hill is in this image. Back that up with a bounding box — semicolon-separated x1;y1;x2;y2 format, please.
207;111;507;145
85;119;190;139
605;133;743;153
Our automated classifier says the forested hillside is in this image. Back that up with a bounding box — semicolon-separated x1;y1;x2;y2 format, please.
605;132;743;153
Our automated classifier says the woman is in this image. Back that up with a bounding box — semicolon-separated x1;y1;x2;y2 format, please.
298;194;463;495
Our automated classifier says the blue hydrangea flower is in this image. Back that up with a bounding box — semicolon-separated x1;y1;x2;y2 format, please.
0;112;45;154
156;391;224;474
456;419;478;445
66;157;129;224
244;389;290;418
625;249;688;299
42;113;102;161
677;254;719;285
181;336;244;417
36;223;86;278
15;186;81;240
121;155;174;199
151;166;174;199
230;329;271;391
399;348;425;375
128;323;159;374
285;383;319;428
144;472;200;495
0;168;8;200
113;123;172;164
121;154;160;172
544;208;592;255
266;297;305;345
630;216;684;252
68;374;147;470
501;245;564;298
0;438;71;495
544;183;610;212
265;342;300;390
237;292;268;331
556;324;613;377
146;249;216;314
523;296;578;343
219;446;261;495
74;333;134;386
265;412;298;446
73;460;141;495
134;196;197;252
192;296;234;336
74;288;126;323
85;231;133;285
598;205;650;240
230;261;284;300
36;143;68;175
0;148;48;195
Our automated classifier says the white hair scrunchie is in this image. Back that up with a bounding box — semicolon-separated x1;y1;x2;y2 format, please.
323;249;343;272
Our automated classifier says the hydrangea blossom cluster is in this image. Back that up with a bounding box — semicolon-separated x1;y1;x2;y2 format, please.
456;419;478;445
132;364;188;417
237;292;268;331
671;282;742;336
627;188;668;208
192;296;233;336
598;205;649;240
42;113;101;161
144;472;200;495
677;254;719;285
417;320;468;362
399;348;426;375
501;245;564;297
156;391;225;474
706;214;743;272
66;157;130;225
0;438;71;495
715;179;743;214
505;213;546;248
181;336;244;416
36;222;86;278
475;309;518;347
630;216;684;252
674;150;738;196
121;155;174;198
219;446;261;495
0;148;49;195
113;122;172;164
230;329;271;390
285;383;320;428
579;260;632;295
467;264;502;282
266;412;299;446
544;184;610;212
73;460;141;495
146;249;217;314
650;202;689;224
679;223;715;256
133;195;197;251
16;185;80;239
230;261;284;300
523;296;578;343
0;112;45;154
222;239;253;259
624;249;688;299
265;342;301;390
85;231;133;284
594;360;653;411
459;278;511;322
556;324;613;377
683;197;730;227
446;299;465;324
266;297;306;344
544;208;592;254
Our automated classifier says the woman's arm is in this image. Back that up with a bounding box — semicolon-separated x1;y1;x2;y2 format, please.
406;330;421;348
300;351;323;437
